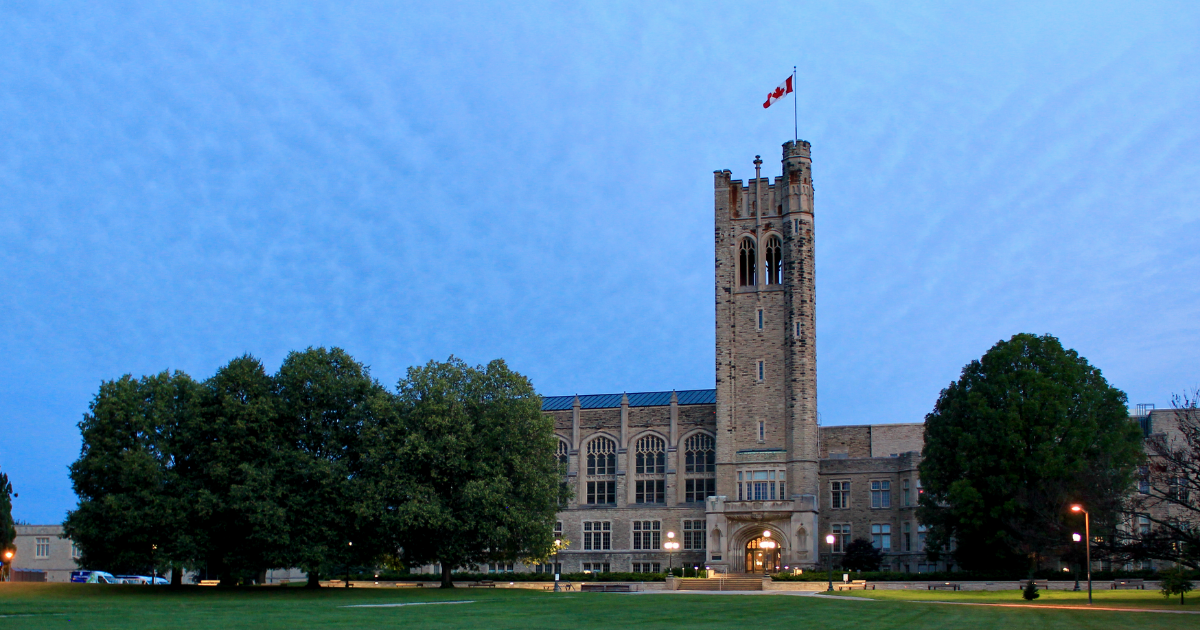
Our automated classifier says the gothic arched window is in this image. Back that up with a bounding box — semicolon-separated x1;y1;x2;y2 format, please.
634;435;666;503
765;235;782;285
585;437;617;505
556;440;570;476
739;237;757;286
684;433;716;503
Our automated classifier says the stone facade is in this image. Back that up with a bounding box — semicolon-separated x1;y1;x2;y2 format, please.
537;141;948;575
12;524;79;582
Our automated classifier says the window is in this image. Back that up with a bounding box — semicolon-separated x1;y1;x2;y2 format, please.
683;520;706;550
795;322;801;337
739;237;757;286
871;480;891;508
586;437;617;505
587;481;616;504
555;521;563;538
487;563;513;573
534;563;562;574
636;479;665;504
632;521;661;550
586;437;616;475
831;524;850;553
684;433;715;474
830;481;850;509
765;235;782;285
632;562;661;574
917;525;927;551
1138;466;1150;494
635;435;665;475
71;543;82;559
743;470;780;501
35;537;51;559
556;440;570;475
1139;514;1151;536
757;361;765;382
903;479;910;506
757;308;764;330
582;562;610;573
634;435;666;503
685;478;715;503
903;522;911;551
872;524;892;550
583;522;611;550
793;218;799;234
757;419;765;440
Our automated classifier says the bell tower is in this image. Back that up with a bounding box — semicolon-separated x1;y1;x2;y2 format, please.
706;140;819;572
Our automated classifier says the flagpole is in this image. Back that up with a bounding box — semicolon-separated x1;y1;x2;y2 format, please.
793;66;798;144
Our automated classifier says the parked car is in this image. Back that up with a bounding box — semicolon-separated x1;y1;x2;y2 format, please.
117;575;149;584
83;571;120;584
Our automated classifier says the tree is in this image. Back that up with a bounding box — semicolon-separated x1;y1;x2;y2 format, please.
1120;388;1200;569
840;538;882;572
64;371;201;578
1160;565;1194;604
371;357;562;588
918;333;1145;573
0;467;14;581
275;347;391;587
178;355;291;585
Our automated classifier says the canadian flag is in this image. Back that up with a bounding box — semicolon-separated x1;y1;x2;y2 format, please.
763;75;793;109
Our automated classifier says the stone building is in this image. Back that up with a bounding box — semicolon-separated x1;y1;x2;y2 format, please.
11;524;80;582
534;140;946;575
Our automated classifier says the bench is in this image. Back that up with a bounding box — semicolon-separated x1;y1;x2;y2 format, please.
836;580;875;591
1111;579;1144;590
928;583;960;591
543;582;574;591
1018;580;1049;590
198;580;221;587
468;580;496;588
580;583;636;592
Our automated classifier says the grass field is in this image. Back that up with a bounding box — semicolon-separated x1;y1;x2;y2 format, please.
0;583;1196;629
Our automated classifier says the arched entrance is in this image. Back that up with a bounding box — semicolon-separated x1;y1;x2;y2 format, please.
745;536;782;574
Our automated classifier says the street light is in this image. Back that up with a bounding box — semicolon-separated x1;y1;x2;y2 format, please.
759;531;776;577
1071;533;1082;591
1071;505;1092;604
553;539;562;592
825;534;836;591
663;532;680;577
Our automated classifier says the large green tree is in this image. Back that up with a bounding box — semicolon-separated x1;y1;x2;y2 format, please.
64;371;200;578
917;333;1144;573
178;355;291;585
371;357;563;588
275;347;391;587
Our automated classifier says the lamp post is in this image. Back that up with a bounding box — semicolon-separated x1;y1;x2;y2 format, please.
1071;505;1091;604
825;534;836;591
553;539;561;592
664;532;679;577
2;550;12;583
760;531;776;577
1072;533;1082;592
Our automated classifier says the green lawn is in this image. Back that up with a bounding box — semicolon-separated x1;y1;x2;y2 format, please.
834;586;1200;610
0;583;1196;629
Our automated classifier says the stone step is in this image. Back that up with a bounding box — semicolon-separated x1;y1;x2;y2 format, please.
677;578;763;591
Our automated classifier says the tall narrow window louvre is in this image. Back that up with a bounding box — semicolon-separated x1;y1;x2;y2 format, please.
739;237;757;286
765;235;783;285
556;440;570;475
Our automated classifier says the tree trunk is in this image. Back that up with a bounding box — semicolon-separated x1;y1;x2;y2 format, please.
170;567;182;587
305;570;322;588
440;563;454;589
257;570;268;586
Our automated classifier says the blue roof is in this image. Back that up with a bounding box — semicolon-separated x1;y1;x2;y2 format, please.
541;389;715;411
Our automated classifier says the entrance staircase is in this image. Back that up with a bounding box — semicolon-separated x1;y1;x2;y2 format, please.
676;576;764;591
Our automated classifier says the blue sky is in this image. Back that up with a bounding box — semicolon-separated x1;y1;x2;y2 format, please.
2;2;1197;523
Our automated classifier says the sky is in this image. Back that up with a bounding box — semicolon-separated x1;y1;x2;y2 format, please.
2;1;1198;523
